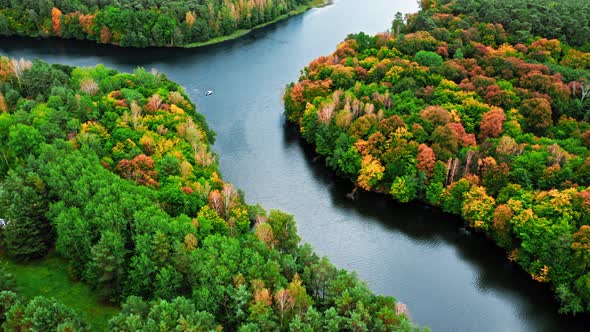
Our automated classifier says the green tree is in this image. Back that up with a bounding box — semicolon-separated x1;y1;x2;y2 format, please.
0;170;51;259
414;50;443;67
3;296;89;331
22;60;69;98
391;12;405;37
86;231;126;302
267;210;300;255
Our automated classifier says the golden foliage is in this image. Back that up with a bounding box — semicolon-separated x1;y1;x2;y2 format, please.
100;26;112;44
335;109;353;128
462;186;495;230
233;273;246;288
169;91;191;111
0;92;7;112
531;265;550;283
255;223;275;249
287;274;311;315
186;11;196;27
184;233;198;251
508;248;519;262
79;13;95;35
180;160;193;179
253;288;272;307
170;104;185;115
51;7;62;36
357;155;385;191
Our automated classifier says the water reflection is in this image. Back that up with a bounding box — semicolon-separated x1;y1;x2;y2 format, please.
283;121;588;332
1;0;589;330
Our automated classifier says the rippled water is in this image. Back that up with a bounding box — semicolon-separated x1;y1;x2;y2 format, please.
1;0;588;330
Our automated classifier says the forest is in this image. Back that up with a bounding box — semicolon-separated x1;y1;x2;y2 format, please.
0;0;317;47
0;58;423;330
452;0;590;49
284;0;590;315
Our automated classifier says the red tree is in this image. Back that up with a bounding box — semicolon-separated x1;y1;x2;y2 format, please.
416;144;436;177
479;108;506;140
447;122;476;147
116;154;158;187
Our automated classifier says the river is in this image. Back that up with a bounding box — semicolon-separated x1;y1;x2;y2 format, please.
1;0;588;330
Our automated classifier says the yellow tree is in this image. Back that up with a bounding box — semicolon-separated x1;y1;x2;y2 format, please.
492;204;514;248
186;11;196;27
462;186;495;231
288;274;312;316
0;92;7;112
357;155;384;191
255;223;275;249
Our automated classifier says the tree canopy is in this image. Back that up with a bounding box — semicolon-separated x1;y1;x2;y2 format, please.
0;56;422;330
0;0;316;47
284;0;590;315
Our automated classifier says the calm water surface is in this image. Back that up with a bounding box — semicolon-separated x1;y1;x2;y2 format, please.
1;0;588;330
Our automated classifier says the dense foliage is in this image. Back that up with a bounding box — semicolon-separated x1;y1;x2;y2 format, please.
0;57;421;331
0;291;90;331
450;0;590;49
284;0;590;315
0;0;314;47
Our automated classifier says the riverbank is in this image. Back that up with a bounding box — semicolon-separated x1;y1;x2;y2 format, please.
182;0;329;48
0;55;420;331
4;0;587;329
0;0;328;49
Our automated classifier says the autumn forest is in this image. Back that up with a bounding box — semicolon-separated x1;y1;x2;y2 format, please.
285;0;590;316
0;0;590;330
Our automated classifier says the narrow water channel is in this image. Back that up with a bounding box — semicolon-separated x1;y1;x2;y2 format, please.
1;0;588;330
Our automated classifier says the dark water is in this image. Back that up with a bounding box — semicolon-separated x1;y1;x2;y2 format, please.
1;0;588;330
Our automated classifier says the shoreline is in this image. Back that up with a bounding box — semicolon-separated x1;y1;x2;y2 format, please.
182;0;329;48
0;0;329;50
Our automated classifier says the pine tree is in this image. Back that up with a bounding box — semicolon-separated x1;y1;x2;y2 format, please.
0;170;51;260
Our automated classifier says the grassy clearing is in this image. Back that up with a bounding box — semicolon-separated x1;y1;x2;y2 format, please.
183;0;327;48
1;255;119;331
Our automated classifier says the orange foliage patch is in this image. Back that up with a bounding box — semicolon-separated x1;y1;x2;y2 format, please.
116;154;159;187
51;7;63;36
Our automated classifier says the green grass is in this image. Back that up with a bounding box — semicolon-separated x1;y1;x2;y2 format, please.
1;255;119;331
183;0;327;48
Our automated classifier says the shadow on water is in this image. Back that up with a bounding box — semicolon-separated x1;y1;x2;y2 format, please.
0;11;307;67
282;119;590;331
3;0;590;329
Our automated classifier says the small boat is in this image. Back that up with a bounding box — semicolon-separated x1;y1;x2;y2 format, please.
205;90;213;96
